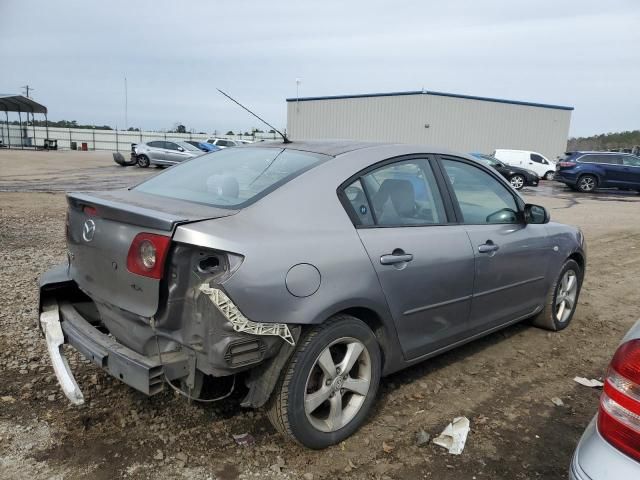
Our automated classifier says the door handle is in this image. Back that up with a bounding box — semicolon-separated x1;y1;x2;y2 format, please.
380;250;413;265
478;242;500;253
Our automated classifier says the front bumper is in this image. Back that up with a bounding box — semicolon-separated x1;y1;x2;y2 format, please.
570;416;640;479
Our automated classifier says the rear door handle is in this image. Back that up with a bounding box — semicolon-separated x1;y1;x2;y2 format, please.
380;251;413;265
478;242;500;253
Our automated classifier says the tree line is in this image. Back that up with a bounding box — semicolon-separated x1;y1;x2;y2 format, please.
567;130;640;151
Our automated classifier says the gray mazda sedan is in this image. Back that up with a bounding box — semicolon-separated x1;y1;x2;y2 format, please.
38;141;586;449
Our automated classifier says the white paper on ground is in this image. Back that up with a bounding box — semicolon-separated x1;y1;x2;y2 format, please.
573;377;604;388
432;416;470;455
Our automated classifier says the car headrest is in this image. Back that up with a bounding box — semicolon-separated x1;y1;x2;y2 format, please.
374;179;416;217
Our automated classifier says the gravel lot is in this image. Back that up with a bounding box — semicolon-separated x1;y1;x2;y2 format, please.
1;149;639;479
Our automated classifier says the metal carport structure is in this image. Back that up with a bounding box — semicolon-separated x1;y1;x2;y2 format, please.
0;94;48;149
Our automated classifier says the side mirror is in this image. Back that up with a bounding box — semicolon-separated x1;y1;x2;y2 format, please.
178;146;184;152
524;204;550;224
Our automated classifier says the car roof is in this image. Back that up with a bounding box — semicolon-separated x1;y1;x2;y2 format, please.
243;139;468;158
570;151;632;155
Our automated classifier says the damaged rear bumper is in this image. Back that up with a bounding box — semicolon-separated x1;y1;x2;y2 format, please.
38;264;298;407
40;299;189;401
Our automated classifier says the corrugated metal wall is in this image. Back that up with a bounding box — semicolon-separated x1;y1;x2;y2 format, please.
287;93;572;161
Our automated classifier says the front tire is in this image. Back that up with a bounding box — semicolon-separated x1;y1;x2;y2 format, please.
509;174;525;190
531;259;582;331
267;315;381;449
137;154;150;168
544;171;555;181
577;174;597;193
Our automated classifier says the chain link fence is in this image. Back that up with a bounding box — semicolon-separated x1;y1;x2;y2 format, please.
0;124;280;151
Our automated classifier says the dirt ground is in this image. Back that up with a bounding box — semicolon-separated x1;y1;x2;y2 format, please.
1;149;639;479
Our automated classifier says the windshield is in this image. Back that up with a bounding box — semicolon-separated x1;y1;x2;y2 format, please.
134;147;328;208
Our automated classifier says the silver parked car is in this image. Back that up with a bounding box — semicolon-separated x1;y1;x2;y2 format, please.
134;140;204;167
38;141;586;449
570;320;640;479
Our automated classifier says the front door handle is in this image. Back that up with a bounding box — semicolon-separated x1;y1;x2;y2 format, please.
380;250;414;265
478;242;500;253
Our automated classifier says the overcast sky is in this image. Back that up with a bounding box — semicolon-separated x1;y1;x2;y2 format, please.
1;0;638;137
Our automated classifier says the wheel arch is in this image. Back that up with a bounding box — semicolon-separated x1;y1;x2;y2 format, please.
568;251;585;277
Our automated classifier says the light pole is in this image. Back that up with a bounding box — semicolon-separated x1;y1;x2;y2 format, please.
295;78;301;113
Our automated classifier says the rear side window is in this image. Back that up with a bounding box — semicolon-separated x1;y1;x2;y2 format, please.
579;154;622;164
623;156;640;167
148;141;162;148
135;147;328;208
442;159;519;224
343;179;374;226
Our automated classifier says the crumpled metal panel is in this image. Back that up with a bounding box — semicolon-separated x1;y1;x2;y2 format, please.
200;285;295;345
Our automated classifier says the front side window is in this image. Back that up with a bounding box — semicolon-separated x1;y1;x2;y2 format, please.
530;153;545;164
135;147;328;208
442;159;519;224
360;159;446;226
164;142;180;151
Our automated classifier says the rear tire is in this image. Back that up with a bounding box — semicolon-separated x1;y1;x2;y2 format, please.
137;154;150;168
577;174;597;193
531;259;582;331
267;315;381;449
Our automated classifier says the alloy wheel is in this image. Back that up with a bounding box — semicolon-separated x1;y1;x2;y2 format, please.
510;175;525;190
555;269;578;323
304;337;372;433
579;176;596;192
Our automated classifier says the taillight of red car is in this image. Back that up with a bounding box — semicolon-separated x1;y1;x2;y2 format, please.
558;161;577;168
598;338;640;462
126;233;171;279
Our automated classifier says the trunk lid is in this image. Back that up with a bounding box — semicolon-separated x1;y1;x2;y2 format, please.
66;189;237;317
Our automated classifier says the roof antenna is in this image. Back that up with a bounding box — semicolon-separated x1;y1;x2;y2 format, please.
217;89;291;144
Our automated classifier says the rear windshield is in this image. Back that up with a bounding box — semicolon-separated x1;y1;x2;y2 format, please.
134;147;328;208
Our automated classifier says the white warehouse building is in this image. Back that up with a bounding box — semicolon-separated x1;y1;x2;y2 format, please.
286;90;573;161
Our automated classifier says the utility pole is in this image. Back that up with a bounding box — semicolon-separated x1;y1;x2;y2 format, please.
21;85;34;98
124;76;128;130
21;85;35;145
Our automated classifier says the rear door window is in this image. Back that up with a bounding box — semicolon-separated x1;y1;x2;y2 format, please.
361;159;447;226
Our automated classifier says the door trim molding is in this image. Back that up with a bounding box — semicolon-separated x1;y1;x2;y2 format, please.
403;295;472;316
473;275;545;298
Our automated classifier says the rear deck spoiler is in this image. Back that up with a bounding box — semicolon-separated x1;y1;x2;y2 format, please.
67;190;239;231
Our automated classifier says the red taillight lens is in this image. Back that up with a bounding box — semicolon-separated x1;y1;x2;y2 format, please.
83;205;98;216
126;233;171;279
558;161;577;168
598;339;640;462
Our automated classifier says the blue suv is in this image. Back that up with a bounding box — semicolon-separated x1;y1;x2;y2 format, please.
555;151;640;193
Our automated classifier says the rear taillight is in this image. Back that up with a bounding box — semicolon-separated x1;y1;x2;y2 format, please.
83;205;98;216
126;233;171;279
558;161;577;168
598;339;640;461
